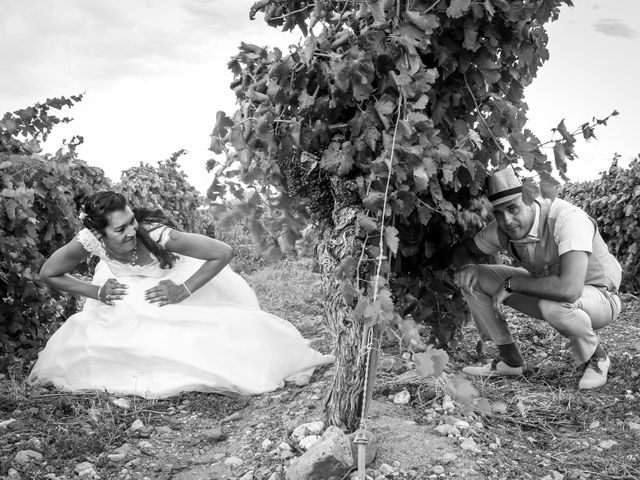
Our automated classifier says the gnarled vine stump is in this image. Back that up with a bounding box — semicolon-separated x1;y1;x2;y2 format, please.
316;200;381;431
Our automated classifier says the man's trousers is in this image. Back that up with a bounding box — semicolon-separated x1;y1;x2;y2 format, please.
462;265;622;365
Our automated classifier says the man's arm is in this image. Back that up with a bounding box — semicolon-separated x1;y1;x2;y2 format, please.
509;250;588;303
450;238;489;269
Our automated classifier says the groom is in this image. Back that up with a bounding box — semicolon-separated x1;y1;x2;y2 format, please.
450;168;622;389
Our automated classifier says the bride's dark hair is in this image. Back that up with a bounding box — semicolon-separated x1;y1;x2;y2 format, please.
81;191;178;269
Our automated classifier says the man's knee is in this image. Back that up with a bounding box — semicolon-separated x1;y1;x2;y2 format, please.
538;298;591;336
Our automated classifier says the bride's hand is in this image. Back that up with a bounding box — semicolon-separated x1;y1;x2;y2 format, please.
98;278;129;306
145;280;190;307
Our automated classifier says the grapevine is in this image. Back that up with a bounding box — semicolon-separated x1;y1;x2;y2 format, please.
210;0;586;429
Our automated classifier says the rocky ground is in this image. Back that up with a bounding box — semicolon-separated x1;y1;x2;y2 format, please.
1;260;639;479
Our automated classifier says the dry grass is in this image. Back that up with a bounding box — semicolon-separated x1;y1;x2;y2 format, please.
245;257;324;319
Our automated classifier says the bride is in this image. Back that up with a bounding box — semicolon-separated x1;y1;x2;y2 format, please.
28;191;333;398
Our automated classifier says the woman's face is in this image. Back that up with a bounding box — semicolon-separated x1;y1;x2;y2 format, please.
101;207;138;253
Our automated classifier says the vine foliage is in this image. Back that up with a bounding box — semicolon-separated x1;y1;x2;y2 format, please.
211;0;575;344
117;150;211;236
0;96;110;358
562;155;640;294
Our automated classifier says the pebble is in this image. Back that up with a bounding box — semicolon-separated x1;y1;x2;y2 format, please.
108;453;127;463
15;449;43;465
440;453;457;464
460;437;481;454
137;440;155;455
203;426;227;443
0;419;16;430
628;421;640;430
27;436;43;451
262;438;274;450
130;419;144;432
299;434;321;450
239;471;254;480
112;398;130;410
599;440;617;449
393;389;411;404
432;465;445;474
75;461;99;478
379;463;395;475
434;424;460;436
224;456;244;468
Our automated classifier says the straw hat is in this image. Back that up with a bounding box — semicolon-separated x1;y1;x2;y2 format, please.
487;168;523;207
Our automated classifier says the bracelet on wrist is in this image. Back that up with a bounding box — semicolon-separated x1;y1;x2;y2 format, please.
182;283;192;296
97;283;107;304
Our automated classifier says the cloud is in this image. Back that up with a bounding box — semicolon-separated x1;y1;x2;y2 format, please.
593;19;638;38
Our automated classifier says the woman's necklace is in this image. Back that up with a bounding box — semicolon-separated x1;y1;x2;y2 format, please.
103;239;139;265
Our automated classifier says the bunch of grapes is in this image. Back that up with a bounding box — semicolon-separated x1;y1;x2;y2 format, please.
306;176;333;220
277;153;334;221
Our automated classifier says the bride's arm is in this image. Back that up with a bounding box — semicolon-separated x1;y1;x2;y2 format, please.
39;240;101;299
149;231;233;302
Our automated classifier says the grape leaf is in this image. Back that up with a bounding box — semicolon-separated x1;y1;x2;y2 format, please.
384;226;399;254
446;0;472;18
414;348;449;378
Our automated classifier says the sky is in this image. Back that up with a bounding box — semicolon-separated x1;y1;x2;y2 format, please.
1;0;638;195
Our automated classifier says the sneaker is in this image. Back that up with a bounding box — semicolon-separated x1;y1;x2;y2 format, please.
462;358;524;377
578;354;610;390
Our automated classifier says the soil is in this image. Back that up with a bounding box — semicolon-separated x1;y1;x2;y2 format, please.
1;263;639;480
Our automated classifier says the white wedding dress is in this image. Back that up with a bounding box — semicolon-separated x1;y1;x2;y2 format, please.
28;225;333;398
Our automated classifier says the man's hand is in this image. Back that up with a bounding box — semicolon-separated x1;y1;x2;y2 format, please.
453;264;480;297
145;280;190;307
492;280;512;321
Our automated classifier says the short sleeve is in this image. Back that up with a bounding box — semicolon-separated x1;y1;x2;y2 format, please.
553;207;595;256
473;220;502;255
76;228;105;258
146;223;175;248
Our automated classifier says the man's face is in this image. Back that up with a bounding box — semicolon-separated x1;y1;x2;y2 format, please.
493;196;535;240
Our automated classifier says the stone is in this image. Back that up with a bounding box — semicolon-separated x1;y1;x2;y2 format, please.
0;419;16;430
137;440;155;455
440;452;457;464
432;465;445;474
262;438;274;450
599;440;617;449
224;456;244;468
299;435;321;451
292;420;325;442
443;401;455;412
454;420;470;430
628;421;640;430
347;430;377;466
286;426;354;480
203;426;227;443
15;449;43;465
285;415;307;434
378;463;395;475
7;468;20;480
112;398;130;410
268;473;284;480
434;424;459;436
393;389;411;404
550;471;564;480
75;461;99;478
239;471;254;480
460;437;481;454
108;453;127;463
130;419;144;432
27;436;43;451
